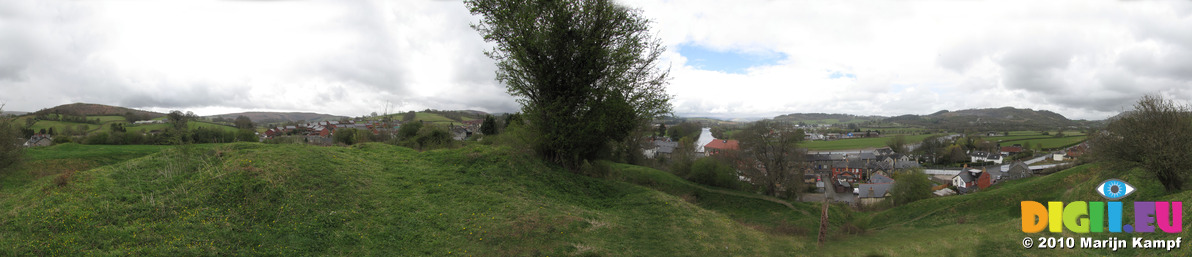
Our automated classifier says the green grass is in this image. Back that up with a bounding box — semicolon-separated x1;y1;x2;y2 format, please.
803;134;941;151
999;136;1087;150
94;116;128;123
27;120;102;134
6;142;1185;256
0;143;828;255
127;121;239;133
823;163;1191;256
0;144;171;194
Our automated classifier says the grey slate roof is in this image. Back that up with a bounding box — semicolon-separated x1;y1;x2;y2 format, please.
870;174;895;183
1005;161;1031;180
955;169;975;183
984;167;1004;181
654;141;678;154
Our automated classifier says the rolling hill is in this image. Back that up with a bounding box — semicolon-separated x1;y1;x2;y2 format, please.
883;107;1082;131
30;103;164;119
772;113;887;124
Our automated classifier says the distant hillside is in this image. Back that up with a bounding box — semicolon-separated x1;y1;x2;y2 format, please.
208;112;347;124
1;111;28;116
883;107;1079;131
32;103;164;119
772;113;886;124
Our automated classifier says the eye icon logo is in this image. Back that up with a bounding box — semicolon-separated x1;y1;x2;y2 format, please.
1097;179;1135;200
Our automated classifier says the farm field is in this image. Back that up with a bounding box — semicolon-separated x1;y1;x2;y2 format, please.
126;120;240;133
998;136;1087;150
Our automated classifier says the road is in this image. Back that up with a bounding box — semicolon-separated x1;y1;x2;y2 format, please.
801;171;856;204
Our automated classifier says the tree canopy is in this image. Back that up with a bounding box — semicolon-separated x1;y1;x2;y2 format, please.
1092;95;1192;191
737;120;806;199
0;105;23;171
468;0;672;168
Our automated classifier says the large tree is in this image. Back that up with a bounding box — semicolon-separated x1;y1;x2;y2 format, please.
0;105;23;172
885;135;908;155
233;115;254;130
737;120;806;200
1092;95;1192;191
888;169;932;206
468;0;672;168
481;115;498;135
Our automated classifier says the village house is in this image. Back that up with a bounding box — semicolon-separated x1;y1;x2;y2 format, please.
976;167;1002;190
1000;146;1024;156
969;151;1003;164
132;120;165;125
951;165;980;194
856;175;894;206
1003;161;1032;180
23;134;52;147
644;139;679;159
806;153;843;171
703;139;739;156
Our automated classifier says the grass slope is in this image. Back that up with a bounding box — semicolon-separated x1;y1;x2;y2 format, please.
825;163;1191;256
0;143;838;256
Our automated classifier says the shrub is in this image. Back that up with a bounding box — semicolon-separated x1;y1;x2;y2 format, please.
687;158;739;189
334;128;358;145
888;169;932;206
579;160;612;178
398;122;423;140
84;132;109;145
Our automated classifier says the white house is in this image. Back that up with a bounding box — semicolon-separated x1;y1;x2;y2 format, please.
969;151;1004;164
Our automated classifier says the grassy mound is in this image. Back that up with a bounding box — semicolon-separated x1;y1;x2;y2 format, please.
0;143;826;256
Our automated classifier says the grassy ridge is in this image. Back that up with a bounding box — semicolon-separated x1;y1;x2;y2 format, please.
0;143;825;256
825;163;1190;256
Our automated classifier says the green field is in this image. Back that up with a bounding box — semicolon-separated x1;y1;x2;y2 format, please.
1005;130;1085;137
27;120;103;133
861;128;925;135
803;134;941;151
17;115;169;135
94;115;129;123
0;143;839;255
999;136;1087;150
127;120;240;133
0;143;171;192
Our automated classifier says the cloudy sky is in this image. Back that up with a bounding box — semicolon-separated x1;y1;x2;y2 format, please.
2;0;1190;120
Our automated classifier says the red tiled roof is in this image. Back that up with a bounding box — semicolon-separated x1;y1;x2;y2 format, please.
704;139;739;151
1000;146;1023;153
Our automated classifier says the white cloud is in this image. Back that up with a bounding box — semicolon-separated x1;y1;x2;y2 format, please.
1;0;1189;120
